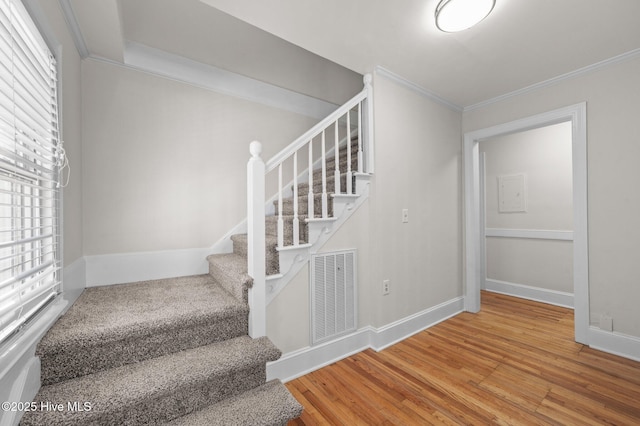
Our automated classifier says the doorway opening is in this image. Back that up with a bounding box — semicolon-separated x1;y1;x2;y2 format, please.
463;103;588;344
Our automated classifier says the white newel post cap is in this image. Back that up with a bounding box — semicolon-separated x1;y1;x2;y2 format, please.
249;141;262;158
363;73;372;86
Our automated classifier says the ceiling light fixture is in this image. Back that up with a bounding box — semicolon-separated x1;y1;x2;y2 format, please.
435;0;496;32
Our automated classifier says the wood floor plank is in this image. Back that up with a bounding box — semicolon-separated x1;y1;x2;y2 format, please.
287;292;640;425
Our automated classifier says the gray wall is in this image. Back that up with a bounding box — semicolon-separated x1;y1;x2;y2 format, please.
80;59;321;255
481;123;573;294
268;71;463;353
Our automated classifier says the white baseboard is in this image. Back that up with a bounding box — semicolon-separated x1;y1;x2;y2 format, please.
267;296;464;382
588;327;640;362
63;258;86;304
485;278;574;309
267;329;372;383
84;248;211;287
369;296;464;351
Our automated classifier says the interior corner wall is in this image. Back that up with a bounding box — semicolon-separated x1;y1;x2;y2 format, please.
266;72;463;355
462;55;640;338
80;59;318;257
369;72;463;328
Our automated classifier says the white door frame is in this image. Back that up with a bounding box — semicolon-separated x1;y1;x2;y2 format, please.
463;103;589;344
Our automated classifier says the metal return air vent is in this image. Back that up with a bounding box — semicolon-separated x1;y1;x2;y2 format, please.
311;250;357;345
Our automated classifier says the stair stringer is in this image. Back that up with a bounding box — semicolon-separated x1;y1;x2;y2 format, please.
266;174;370;304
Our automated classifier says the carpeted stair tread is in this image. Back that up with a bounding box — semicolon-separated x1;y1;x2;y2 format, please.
275;192;334;217
231;233;280;276
165;379;302;426
323;155;358;174
21;336;281;426
265;215;309;243
312;165;353;179
207;253;253;304
297;171;355;196
36;275;249;385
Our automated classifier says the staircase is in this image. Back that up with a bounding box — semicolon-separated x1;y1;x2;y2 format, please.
19;74;373;426
208;136;364;287
241;74;373;336
20;275;301;425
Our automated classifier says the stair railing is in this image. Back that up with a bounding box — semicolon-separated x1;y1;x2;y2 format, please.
247;74;373;338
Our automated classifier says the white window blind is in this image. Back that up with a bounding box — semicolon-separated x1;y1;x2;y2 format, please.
0;0;62;345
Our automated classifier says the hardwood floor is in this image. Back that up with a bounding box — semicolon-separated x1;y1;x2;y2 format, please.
286;291;640;425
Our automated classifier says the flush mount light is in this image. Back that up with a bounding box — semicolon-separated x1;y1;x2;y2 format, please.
435;0;496;32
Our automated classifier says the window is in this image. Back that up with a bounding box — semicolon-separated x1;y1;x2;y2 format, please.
0;0;62;344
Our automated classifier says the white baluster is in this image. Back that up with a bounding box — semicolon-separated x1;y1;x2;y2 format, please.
308;139;314;219
321;130;328;218
346;109;353;194
277;163;284;248
247;141;265;338
364;73;374;174
334;120;340;195
292;151;300;246
358;102;363;174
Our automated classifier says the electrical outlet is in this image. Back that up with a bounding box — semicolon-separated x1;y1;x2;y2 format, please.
402;209;409;223
382;279;390;295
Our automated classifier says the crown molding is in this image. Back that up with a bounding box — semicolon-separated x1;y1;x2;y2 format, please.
374;66;463;112
465;48;640;112
57;0;89;59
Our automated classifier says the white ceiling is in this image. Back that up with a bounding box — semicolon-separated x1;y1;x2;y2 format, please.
69;0;640;109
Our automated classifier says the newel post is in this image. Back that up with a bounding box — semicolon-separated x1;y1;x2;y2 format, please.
247;141;266;338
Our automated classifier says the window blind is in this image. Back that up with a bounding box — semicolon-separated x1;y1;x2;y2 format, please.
0;0;62;345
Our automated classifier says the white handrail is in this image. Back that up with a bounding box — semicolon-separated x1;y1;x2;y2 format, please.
265;88;368;173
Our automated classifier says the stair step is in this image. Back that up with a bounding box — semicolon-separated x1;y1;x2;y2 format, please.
166;379;302;426
36;275;248;385
274;193;334;217
207;253;253;304
21;336;281;426
296;171;355;196
231;233;280;276
322;154;358;174
265;214;309;243
311;157;358;181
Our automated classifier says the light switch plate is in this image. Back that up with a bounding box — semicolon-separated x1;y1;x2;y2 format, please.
402;209;409;223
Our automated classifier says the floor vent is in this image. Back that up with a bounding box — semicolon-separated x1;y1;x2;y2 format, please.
311;250;357;345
